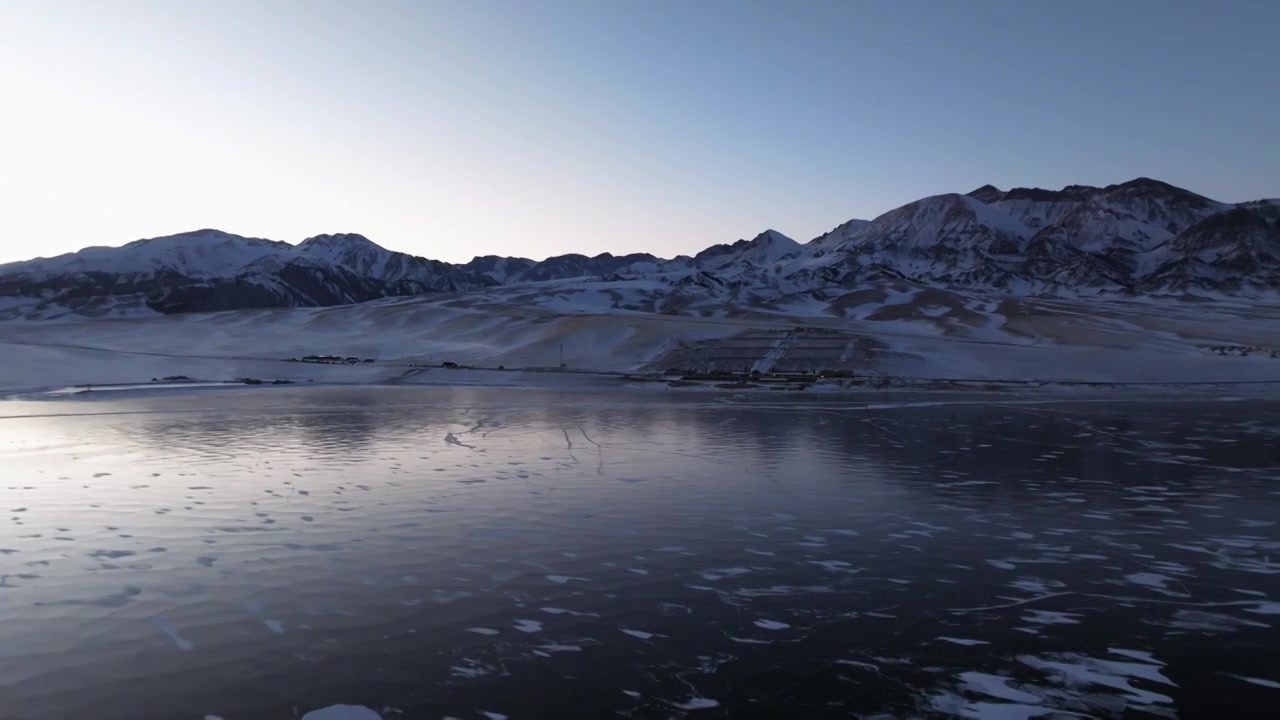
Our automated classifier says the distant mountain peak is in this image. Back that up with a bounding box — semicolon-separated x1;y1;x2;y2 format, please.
297;233;384;250
996;184;1099;203
1109;176;1173;191
125;228;282;248
966;184;1005;203
165;228;240;240
1102;177;1210;201
752;229;798;245
3;175;1276;320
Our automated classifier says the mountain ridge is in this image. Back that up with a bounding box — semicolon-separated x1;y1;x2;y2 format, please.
2;178;1278;319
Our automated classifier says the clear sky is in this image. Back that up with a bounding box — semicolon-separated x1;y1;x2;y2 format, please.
1;0;1276;265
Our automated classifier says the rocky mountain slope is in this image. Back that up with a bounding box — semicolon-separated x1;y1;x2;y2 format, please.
0;230;497;316
1;179;1276;319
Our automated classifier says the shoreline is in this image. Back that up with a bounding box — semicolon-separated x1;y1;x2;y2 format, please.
5;366;1280;406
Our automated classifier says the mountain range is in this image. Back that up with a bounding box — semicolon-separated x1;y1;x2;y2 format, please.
1;178;1277;319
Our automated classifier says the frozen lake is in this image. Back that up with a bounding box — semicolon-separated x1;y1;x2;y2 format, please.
2;387;1278;719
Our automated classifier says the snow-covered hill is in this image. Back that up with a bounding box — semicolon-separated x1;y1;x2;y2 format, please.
1;178;1277;320
0;230;497;318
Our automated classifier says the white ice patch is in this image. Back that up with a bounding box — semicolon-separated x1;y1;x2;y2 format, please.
1020;653;1175;706
262;619;284;634
513;619;542;633
1165;610;1269;632
539;606;599;617
806;560;857;572
835;659;879;671
672;697;720;710
1021;610;1081;626
1008;578;1062;594
928;692;1050;720
959;672;1041;704
938;637;991;646
620;628;655;640
1124;572;1186;596
450;663;492;679
753;619;790;630
150;615;194;652
545;575;588;584
466;627;500;636
1232;675;1280;689
301;706;381;720
1109;648;1161;665
1246;602;1280;615
733;584;833;597
697;566;752;581
536;643;582;653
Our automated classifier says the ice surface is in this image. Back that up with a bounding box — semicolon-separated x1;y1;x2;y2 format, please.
1019;654;1174;706
938;637;991;646
301;706;381;720
545;575;587;584
5;387;1280;719
1233;676;1280;689
959;672;1041;703
672;697;720;710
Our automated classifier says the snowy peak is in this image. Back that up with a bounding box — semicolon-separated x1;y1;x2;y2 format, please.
0;228;495;316
296;233;384;253
1237;199;1280;224
785;194;1036;288
1143;207;1280;291
783;178;1270;293
2;176;1278;320
806;218;872;256
693;229;801;272
461;255;536;284
851;193;1032;255
492;251;666;283
292;232;398;278
965;184;1005;204
754;228;798;246
1103;176;1208;199
1166;207;1280;257
0;229;291;279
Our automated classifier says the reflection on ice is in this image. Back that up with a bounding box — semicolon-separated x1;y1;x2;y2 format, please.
0;387;1278;719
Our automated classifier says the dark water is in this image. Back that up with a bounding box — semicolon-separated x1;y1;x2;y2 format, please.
1;387;1278;719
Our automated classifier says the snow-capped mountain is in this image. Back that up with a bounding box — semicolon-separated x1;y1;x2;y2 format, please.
1;178;1277;319
1141;208;1280;291
693;229;801;273
789;194;1033;289
460;252;679;284
458;255;537;284
0;230;496;317
0;229;291;279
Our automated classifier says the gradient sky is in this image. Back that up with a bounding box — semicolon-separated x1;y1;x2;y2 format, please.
1;0;1276;265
